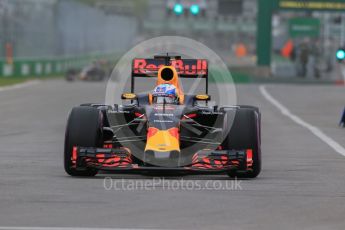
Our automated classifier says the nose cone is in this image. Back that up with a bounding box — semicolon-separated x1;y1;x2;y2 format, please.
145;128;180;153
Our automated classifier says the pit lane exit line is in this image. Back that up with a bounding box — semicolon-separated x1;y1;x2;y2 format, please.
0;227;158;230
259;85;345;157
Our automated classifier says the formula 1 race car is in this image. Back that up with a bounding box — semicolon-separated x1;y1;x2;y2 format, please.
340;107;345;127
64;55;261;178
65;62;107;82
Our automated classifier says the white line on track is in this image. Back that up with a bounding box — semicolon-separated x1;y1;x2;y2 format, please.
0;227;155;230
259;85;345;157
0;80;40;93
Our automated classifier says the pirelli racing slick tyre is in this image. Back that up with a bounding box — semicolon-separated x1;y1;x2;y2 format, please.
222;108;261;178
64;106;103;176
65;69;78;81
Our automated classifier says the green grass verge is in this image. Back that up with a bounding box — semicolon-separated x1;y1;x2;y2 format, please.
209;68;252;84
0;75;63;87
231;72;252;83
0;78;32;87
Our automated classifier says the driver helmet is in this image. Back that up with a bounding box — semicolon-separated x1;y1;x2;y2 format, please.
152;84;178;104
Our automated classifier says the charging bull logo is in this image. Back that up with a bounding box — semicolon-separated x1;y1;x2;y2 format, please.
133;58;207;76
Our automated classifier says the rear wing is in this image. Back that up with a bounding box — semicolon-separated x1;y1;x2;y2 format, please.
131;55;209;93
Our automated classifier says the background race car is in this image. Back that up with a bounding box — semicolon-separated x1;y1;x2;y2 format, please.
65;60;110;81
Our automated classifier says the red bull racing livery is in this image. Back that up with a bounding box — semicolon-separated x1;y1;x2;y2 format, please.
64;55;261;178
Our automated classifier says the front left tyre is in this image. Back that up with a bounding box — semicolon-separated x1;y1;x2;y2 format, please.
222;108;261;178
64;106;103;176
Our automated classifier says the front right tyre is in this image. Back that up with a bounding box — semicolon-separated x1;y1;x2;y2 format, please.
64;106;103;176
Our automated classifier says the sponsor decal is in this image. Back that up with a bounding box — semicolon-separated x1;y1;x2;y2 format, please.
154;105;175;110
154;120;174;123
154;113;174;116
201;111;223;115
133;59;207;75
279;1;345;10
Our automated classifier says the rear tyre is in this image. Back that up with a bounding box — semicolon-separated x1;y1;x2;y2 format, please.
65;69;78;81
64;106;103;176
222;108;261;178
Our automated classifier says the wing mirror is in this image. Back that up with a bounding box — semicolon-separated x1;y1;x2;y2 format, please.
121;93;137;100
194;94;211;101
